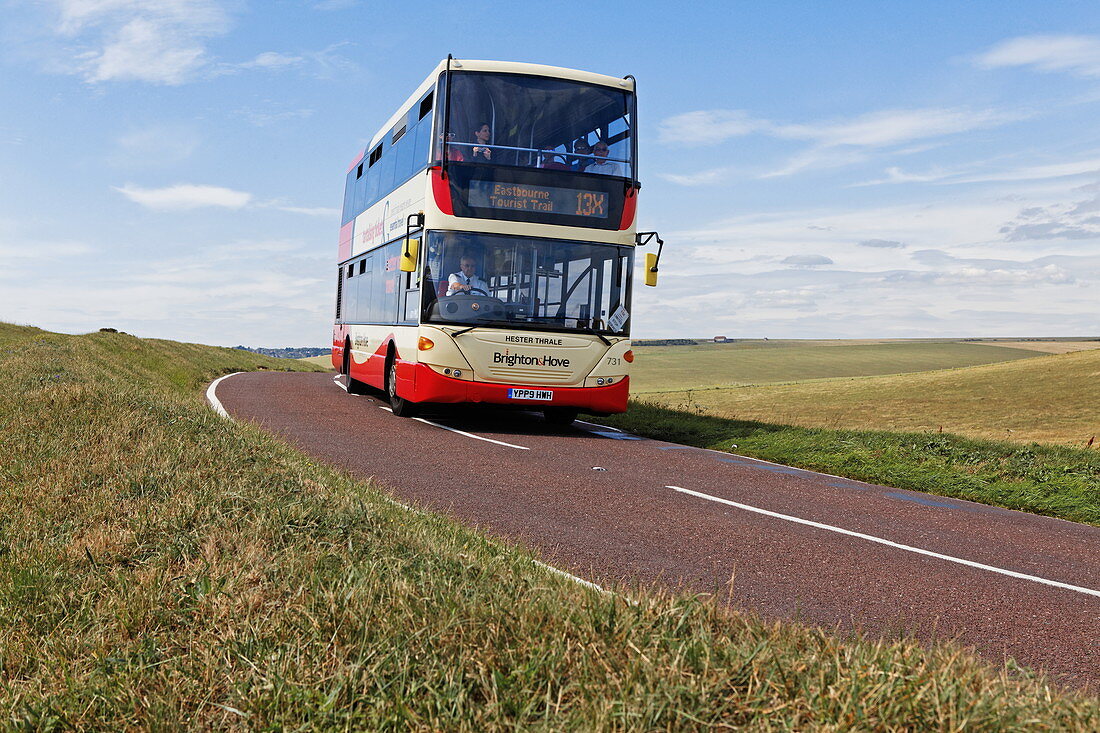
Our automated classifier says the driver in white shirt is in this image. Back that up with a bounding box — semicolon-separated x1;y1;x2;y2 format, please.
446;255;490;296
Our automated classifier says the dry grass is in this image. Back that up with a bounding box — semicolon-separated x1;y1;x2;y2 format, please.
1;323;1097;728
641;348;1100;448
298;354;336;368
629;340;1044;394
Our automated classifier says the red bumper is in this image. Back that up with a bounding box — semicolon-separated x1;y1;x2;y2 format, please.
412;363;628;414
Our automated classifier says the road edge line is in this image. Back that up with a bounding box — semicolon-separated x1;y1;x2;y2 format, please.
205;373;603;596
206;372;243;418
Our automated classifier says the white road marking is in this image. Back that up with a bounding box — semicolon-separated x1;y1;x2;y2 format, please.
577;420;624;432
332;374;349;392
205;372;242;418
374;406;529;450
669;485;1100;599
533;560;607;593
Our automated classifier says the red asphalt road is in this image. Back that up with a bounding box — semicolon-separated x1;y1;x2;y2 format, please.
215;371;1100;688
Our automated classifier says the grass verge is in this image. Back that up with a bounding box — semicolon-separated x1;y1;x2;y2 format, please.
594;402;1100;527
1;323;1098;727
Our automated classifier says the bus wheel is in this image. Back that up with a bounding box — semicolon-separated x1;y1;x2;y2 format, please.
344;339;368;395
387;356;418;417
543;407;579;427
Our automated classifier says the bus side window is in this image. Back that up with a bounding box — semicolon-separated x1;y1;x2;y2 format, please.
394;124;416;185
359;256;374;323
412;113;433;173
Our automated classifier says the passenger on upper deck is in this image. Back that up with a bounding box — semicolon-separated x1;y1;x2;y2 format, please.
443;131;464;162
570;139;592;172
469;123;493;162
584;140;622;176
540;148;570;171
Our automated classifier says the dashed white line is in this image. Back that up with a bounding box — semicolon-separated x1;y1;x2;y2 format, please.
372;406;529;450
205;372;242;418
577;419;624;432
669;485;1100;599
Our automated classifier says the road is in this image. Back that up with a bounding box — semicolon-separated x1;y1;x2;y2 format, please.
213;371;1100;688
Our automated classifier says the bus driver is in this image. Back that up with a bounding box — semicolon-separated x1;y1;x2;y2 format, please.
446;255;489;296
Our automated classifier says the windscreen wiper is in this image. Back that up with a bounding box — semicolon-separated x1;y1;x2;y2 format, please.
449;325;479;337
582;326;611;346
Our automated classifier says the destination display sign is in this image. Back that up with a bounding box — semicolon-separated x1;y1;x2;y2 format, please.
468;181;609;219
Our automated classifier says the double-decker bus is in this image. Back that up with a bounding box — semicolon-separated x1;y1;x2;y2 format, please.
332;58;662;424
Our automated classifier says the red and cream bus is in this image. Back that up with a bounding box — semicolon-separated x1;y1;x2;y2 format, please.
332;58;662;424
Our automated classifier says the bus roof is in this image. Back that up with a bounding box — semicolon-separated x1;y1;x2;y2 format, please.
363;58;635;153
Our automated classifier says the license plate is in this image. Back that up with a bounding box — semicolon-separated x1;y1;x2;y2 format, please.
507;388;554;401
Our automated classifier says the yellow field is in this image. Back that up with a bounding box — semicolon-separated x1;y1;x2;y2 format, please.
299;354;334;369
641;348;1100;447
628;339;1052;393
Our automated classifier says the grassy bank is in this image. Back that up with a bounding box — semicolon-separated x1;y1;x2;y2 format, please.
1;323;1097;727
638;347;1100;447
595;402;1100;527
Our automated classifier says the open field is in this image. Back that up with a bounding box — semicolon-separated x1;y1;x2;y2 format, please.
638;347;1100;447
629;339;1056;393
2;322;1097;726
298;354;333;368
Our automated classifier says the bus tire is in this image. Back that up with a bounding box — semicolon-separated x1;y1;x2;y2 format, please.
543;407;579;427
343;339;369;395
386;353;418;417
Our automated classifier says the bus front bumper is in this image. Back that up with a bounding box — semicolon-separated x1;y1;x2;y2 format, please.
411;363;629;414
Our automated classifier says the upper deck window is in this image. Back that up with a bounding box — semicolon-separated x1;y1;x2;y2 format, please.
442;72;633;180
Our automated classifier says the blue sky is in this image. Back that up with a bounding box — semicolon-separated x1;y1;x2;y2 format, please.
2;1;1098;346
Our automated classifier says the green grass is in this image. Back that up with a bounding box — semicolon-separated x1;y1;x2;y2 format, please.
594;402;1100;527
638;347;1100;447
629;340;1045;393
1;323;1097;728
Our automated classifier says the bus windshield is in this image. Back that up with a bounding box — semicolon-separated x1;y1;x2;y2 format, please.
422;231;633;335
442;72;633;179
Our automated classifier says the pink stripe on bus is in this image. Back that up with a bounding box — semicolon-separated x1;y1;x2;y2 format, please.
346;149;366;174
338;220;354;261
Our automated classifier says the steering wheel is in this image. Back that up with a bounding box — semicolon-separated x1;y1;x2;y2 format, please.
455;287;489;296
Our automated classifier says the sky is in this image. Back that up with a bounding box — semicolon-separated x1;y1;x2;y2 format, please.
1;0;1098;346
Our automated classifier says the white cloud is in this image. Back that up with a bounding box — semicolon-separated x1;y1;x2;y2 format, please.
774;107;1014;148
269;205;341;218
952;158;1100;184
657;110;768;146
782;254;833;267
238;51;303;70
975;35;1100;78
113;183;252;210
52;0;232;85
658;167;733;186
663;106;1019;178
859;239;905;248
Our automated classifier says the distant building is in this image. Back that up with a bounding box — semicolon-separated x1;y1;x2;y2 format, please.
713;336;729;343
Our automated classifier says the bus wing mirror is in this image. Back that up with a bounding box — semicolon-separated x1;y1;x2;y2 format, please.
636;231;663;287
401;211;424;272
400;237;420;272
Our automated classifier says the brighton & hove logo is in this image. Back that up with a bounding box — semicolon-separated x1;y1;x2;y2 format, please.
492;349;570;369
